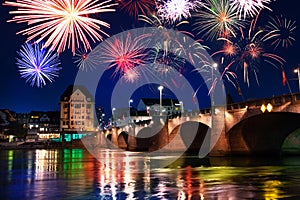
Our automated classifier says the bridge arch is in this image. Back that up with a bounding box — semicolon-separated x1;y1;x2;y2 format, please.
135;127;154;151
282;128;300;154
118;131;129;149
170;121;210;152
227;112;300;155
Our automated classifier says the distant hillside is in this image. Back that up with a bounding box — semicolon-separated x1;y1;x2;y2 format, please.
0;109;16;126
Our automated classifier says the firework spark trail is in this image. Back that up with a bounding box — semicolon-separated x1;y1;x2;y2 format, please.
157;0;201;24
117;0;155;19
174;35;211;66
262;15;297;49
211;16;286;87
4;0;117;55
138;13;190;29
100;32;150;81
73;49;98;71
230;0;272;19
16;42;61;88
148;40;185;76
193;0;246;40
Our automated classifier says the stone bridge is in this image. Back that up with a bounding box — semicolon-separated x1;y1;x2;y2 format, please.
83;93;300;156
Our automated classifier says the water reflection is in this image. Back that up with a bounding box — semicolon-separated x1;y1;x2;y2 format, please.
0;150;300;199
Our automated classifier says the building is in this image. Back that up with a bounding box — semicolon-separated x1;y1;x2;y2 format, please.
59;85;95;132
0;109;17;142
16;113;29;127
136;98;182;118
95;106;105;130
26;111;60;141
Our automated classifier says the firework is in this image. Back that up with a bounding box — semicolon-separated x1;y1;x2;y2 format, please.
4;0;117;55
212;17;286;86
230;0;272;19
16;42;61;88
148;38;186;76
139;13;190;29
263;15;297;49
174;34;211;66
193;0;246;40
117;0;155;19
219;61;238;88
156;0;200;24
73;49;97;71
122;67;141;83
100;32;150;77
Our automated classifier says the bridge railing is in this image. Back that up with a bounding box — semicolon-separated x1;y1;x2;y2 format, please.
227;92;300;111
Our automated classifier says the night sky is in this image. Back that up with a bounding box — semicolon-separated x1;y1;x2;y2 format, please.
0;0;300;114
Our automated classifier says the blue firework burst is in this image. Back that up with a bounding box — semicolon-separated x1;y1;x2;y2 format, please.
16;42;61;88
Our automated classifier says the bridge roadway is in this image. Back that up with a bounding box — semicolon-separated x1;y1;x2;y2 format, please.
82;92;300;156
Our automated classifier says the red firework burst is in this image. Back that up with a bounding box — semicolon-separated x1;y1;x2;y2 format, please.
101;32;150;78
117;0;155;19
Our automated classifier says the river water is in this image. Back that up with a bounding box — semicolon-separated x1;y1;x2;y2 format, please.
0;148;300;200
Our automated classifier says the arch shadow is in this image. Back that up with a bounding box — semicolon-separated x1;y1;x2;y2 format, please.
170;121;210;153
135;127;154;151
118;131;129;149
227;112;300;155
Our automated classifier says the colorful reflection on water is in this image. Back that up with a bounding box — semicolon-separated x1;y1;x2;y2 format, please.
0;149;300;199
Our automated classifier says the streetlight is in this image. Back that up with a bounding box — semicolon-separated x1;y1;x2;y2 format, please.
158;85;164;116
261;103;273;113
211;63;218;113
128;99;133;122
266;103;273;112
260;104;266;113
129;99;133;107
294;66;300;92
112;107;116;126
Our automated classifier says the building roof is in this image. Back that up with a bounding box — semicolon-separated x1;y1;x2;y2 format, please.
60;85;94;102
140;98;179;106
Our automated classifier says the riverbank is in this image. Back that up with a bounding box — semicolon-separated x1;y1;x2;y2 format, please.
0;140;85;150
1;141;300;157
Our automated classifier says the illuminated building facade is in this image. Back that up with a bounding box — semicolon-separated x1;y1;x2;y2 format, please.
60;85;95;131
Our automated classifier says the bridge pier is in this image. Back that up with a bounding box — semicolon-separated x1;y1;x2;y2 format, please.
127;124;137;151
110;127;119;148
210;107;230;156
149;116;169;151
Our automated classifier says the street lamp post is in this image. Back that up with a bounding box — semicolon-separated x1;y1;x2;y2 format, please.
158;85;164;116
211;63;218;114
112;107;116;126
294;66;300;92
128;99;133;123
